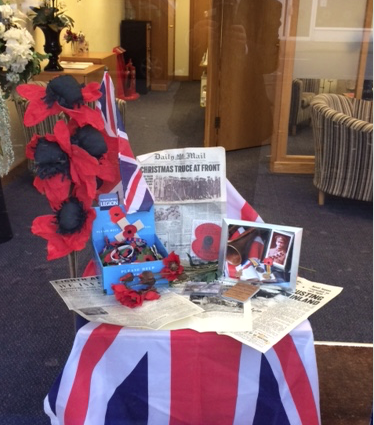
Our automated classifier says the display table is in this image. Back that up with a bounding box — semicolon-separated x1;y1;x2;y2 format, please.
34;64;106;85
45;320;320;424
43;182;321;424
60;52;118;93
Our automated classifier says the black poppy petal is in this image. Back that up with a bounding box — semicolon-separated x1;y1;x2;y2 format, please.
71;125;108;159
56;197;87;234
34;138;70;179
43;75;85;109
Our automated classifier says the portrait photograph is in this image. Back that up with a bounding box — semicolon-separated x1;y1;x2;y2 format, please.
265;230;294;270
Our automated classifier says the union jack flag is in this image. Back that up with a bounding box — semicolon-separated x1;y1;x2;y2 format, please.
96;71;154;213
44;321;320;424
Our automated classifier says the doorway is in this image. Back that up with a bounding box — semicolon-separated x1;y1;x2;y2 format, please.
204;0;283;151
189;0;210;81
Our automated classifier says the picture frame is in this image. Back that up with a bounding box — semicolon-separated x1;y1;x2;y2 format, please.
264;229;294;271
218;219;303;293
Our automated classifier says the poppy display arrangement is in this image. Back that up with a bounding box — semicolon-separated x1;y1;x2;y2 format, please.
91;203;173;295
16;75;118;261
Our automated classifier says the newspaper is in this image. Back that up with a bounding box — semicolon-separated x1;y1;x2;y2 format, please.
50;276;341;347
136;147;227;263
220;277;343;353
160;283;252;332
49;276;251;332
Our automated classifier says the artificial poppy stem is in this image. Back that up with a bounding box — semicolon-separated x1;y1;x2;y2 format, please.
68;251;78;278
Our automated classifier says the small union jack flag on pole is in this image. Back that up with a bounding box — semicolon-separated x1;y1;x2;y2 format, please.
96;71;154;213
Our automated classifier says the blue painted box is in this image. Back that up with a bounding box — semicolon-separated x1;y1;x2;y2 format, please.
91;204;169;295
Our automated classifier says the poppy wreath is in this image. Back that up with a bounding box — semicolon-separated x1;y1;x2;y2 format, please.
110;254;184;308
18;75;118;260
111;271;160;308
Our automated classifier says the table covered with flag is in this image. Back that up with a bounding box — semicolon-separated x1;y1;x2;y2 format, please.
43;181;321;425
44;72;321;424
45;320;320;425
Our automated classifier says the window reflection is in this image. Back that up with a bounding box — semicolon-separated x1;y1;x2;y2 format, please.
286;0;372;156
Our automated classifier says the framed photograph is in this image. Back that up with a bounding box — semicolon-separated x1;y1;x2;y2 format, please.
218;219;303;293
265;230;294;270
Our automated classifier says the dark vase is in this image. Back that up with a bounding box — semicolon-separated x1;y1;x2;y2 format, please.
39;25;64;72
0;179;13;244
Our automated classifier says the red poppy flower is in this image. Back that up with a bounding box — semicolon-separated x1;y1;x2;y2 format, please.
67;113;116;190
161;251;184;282
143;290;160;301
69;122;117;190
31;197;96;260
191;223;221;261
109;206;126;224
112;285;143;308
120;273;135;284
111;284;160;308
123;224;137;239
263;257;274;266
26;121;100;210
16;76;104;131
54;121;104;205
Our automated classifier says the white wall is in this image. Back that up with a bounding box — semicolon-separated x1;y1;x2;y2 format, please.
293;0;369;79
175;0;190;76
18;0;189;76
18;0;125;57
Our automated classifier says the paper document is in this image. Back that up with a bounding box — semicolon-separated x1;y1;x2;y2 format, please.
60;61;94;69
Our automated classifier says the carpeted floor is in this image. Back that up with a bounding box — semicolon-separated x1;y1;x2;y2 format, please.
0;81;372;423
316;344;373;425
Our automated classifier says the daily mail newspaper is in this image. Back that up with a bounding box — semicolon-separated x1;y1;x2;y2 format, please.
220;277;343;353
137;147;227;263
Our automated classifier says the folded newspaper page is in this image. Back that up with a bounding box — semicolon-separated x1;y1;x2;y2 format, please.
159;283;252;332
219;277;343;353
49;276;251;331
136;147;227;263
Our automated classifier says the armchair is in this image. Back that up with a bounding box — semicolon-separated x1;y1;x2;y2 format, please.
289;78;320;135
310;94;373;205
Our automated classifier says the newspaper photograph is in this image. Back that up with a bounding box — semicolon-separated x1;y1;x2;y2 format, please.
137;147;227;263
137;147;227;204
161;294;252;332
220;277;343;353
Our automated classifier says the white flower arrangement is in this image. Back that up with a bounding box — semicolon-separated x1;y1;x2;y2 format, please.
0;2;45;98
0;1;46;177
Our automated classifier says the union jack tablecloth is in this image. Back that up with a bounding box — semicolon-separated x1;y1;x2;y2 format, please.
45;320;320;425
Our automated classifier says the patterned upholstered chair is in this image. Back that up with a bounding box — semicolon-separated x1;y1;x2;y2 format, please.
13;81;126;172
310;94;373;205
289;78;321;135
